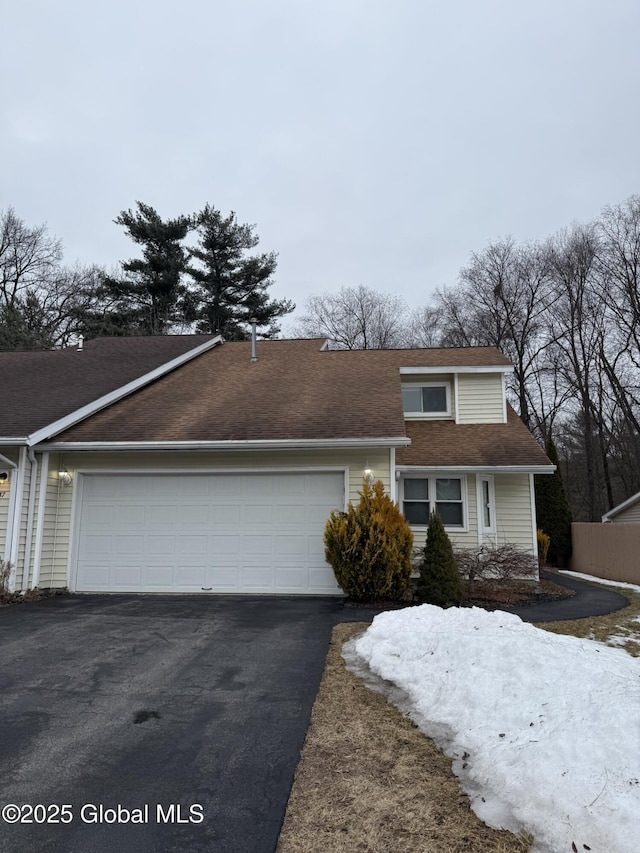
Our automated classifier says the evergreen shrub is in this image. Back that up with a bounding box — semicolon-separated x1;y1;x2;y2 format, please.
416;510;463;607
324;480;413;602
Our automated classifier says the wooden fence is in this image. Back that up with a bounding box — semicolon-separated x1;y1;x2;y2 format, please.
570;522;640;584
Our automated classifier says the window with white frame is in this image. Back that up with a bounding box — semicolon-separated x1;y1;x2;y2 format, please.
401;382;451;416
401;475;465;528
477;475;495;533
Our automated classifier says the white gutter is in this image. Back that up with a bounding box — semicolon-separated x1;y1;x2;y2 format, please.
31;451;48;589
399;366;514;375
7;448;27;592
27;336;223;446
38;437;412;452
0;439;28;447
396;464;556;474
21;449;39;592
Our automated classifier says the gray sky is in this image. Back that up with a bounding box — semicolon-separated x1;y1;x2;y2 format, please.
2;0;639;330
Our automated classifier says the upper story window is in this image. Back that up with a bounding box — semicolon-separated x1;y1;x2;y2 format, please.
402;382;451;417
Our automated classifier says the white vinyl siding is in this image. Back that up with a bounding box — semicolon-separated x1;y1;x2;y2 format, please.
456;373;505;423
487;474;536;552
609;502;640;523
39;448;391;589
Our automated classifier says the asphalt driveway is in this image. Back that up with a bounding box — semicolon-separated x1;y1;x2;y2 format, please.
0;595;377;853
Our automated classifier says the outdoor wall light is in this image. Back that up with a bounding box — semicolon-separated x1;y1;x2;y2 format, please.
58;469;72;486
363;463;374;485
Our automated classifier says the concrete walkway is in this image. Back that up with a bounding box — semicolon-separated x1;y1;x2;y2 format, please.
505;570;630;623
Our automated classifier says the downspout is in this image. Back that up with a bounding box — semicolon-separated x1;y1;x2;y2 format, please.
22;449;39;593
31;451;49;589
8;448;27;592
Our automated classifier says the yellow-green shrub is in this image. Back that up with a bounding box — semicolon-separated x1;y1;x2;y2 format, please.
537;528;551;566
324;480;413;601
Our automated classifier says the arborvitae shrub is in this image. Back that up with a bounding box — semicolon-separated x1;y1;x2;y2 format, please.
324;479;413;601
535;435;573;566
416;510;463;607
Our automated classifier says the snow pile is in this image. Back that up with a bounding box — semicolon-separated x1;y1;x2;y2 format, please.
347;606;640;853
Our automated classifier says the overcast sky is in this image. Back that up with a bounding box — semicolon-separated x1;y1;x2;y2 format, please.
2;0;639;330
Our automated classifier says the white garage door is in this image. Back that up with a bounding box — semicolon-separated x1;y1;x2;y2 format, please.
74;472;345;594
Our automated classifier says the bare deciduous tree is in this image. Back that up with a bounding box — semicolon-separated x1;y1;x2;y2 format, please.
293;285;411;349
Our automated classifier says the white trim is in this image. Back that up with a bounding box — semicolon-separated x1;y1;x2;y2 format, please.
40;437;411;452
8;448;27;591
22;449;39;592
402;381;452;418
27;336;223;446
31;451;49;589
399;472;469;533
476;474;496;543
602;489;640;522
501;373;507;423
389;448;396;502
67;466;348;593
529;473;539;559
396;464;555;474
0;439;28;446
0;452;19;467
453;373;460;424
399;365;513;375
3;458;19;564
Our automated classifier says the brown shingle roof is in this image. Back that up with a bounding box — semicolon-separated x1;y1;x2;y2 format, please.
2;336;549;469
0;335;216;436
396;407;551;468
53;340;409;442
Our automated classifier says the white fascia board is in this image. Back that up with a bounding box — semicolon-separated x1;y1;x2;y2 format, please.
0;439;28;447
602;489;640;521
396;464;555;474
38;437;412;452
399;365;514;375
27;336;223;446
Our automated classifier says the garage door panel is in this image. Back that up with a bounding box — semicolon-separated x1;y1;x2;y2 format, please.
115;535;145;557
244;504;273;524
179;504;209;524
75;472;344;594
146;536;176;556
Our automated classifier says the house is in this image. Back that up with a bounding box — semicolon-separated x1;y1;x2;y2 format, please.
602;491;640;523
0;335;553;596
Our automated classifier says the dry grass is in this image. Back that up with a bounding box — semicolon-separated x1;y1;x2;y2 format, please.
536;586;640;656
277;623;532;853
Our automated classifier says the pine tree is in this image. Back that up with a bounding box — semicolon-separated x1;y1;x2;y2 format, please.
416;510;463;607
81;202;192;336
535;435;573;565
187;204;294;340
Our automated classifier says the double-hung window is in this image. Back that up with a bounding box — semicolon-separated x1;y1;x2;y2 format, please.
401;475;465;528
402;382;451;417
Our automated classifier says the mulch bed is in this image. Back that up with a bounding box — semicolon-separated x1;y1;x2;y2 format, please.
344;578;575;611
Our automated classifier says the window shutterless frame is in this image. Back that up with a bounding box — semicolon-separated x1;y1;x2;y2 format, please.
401;382;452;417
400;474;467;530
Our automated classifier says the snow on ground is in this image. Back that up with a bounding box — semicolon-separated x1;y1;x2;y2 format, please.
559;570;640;594
345;606;640;853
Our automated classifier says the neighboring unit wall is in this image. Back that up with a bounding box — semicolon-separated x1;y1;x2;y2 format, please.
610;502;640;523
571;522;640;584
38;448;392;589
456;373;504;424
